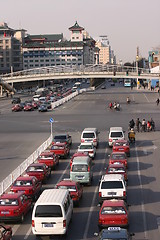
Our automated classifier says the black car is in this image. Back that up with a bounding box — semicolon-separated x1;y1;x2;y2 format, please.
97;227;134;240
53;134;72;146
11;97;21;104
38;104;48;112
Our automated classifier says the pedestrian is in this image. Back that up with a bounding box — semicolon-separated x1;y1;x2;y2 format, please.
136;118;141;132
156;98;159;106
142;119;146;132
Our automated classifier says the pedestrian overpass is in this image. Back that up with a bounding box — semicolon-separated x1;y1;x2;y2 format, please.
0;64;159;94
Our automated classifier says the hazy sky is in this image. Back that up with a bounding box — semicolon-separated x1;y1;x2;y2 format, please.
1;0;160;63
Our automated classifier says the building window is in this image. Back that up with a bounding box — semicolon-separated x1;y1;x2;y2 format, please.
35;60;38;62
40;64;44;67
40;60;44;62
46;59;49;62
35;64;39;67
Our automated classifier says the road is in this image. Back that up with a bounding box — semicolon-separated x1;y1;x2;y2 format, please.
0;81;160;240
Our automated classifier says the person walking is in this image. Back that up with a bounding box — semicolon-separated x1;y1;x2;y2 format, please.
136;118;141;132
142;119;146;132
156;98;159;106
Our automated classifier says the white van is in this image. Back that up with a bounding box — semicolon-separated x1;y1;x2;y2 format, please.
81;128;100;147
108;127;125;147
32;189;73;236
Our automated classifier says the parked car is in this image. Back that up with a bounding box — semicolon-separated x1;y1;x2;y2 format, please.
11;104;22;112
38;104;48;112
24;103;34;111
10;175;42;201
44;101;52;109
56;179;83;206
11;97;21;104
106;163;128;181
112;140;130;157
32;101;39;109
0;224;12;240
26;163;51;183
70;152;89;167
37;150;59;169
98;174;127;204
50;143;70;158
98;200;129;229
52;134;72;146
77;142;96;159
109;152;128;168
0;192;32;222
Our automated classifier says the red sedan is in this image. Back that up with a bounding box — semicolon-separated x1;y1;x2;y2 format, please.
50;143;70;158
10;175;42;201
70;152;88;167
37;151;59;170
0;192;32;222
112;140;130;157
24;104;34;111
26;163;51;183
56;179;83;206
109;152;128;168
106;163;128;181
0;224;12;240
11;104;22;112
98;199;129;230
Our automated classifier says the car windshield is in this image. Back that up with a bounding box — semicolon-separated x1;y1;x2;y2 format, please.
111;132;123;137
79;145;92;149
35;205;62;217
111;154;126;160
82;133;95;138
114;142;127;146
101;206;126;215
13;180;32;186
57;185;76;191
0;198;18;206
39;155;53;159
27;166;44;172
51;145;64;150
101;181;123;189
108;167;125;173
72;164;88;172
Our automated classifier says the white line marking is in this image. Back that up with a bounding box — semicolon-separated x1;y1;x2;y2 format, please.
135;145;148;239
83;147;108;239
24;226;32;239
12;224;20;236
143;93;150;103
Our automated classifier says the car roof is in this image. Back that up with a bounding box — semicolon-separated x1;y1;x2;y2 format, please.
40;151;54;156
110;127;123;132
28;163;45;167
57;179;77;186
15;175;36;180
80;142;93;146
72;152;88;157
72;156;90;164
101;228;128;239
111;152;126;155
108;163;126;168
83;128;97;132
101;174;124;181
54;134;68;137
1;191;24;199
102;199;125;207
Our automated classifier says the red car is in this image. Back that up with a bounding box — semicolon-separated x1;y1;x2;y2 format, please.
112;140;130;157
56;179;83;206
10;175;42;201
0;224;12;240
32;102;39;109
0;192;32;222
11;104;22;112
50;143;70;158
106;163;128;181
109;152;128;168
37;150;59;169
98;199;129;230
26;163;51;183
70;152;89;167
24;104;34;111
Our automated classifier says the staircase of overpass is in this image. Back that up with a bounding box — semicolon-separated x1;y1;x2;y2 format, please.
0;64;159;87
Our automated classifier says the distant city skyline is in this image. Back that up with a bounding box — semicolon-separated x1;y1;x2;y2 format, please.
1;0;160;63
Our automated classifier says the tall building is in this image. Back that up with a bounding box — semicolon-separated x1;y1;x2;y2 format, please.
23;21;97;69
0;22;25;74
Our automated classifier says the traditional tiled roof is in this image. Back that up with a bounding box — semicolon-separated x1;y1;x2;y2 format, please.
69;21;84;31
25;34;63;43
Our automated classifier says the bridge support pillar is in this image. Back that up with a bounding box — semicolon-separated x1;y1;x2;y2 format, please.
0;86;3;96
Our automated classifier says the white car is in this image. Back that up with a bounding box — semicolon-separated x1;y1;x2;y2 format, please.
77;143;96;159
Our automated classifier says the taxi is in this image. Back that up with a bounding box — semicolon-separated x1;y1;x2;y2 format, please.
112;140;130;157
37;150;59;170
106;163;128;181
96;227;132;240
0;192;32;222
98;199;129;229
50;143;70;158
10;175;42;201
26;163;51;183
56;179;83;206
109;152;128;168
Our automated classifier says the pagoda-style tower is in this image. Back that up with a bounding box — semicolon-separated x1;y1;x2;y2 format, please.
68;21;84;42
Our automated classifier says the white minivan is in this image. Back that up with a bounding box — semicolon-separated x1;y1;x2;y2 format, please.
32;189;73;236
108;127;125;147
81;128;100;147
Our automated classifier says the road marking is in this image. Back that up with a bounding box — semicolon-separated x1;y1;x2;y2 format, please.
12;224;20;236
24;226;32;239
83;147;108;239
143;93;150;103
135;145;148;239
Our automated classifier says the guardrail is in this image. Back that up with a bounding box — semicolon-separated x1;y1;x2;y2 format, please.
0;87;93;195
